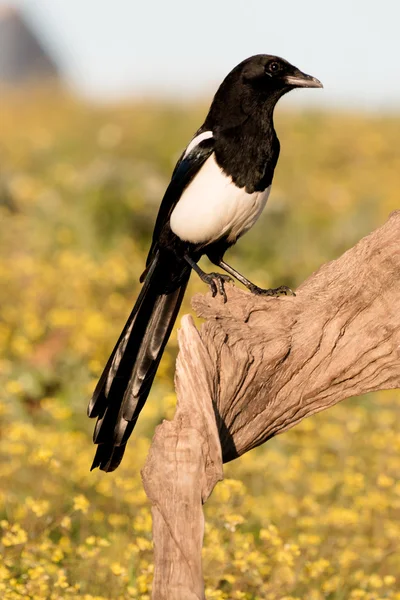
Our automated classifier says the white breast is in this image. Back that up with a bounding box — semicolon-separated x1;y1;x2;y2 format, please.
170;154;271;245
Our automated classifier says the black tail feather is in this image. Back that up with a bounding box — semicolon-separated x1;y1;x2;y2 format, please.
88;254;189;472
87;257;159;420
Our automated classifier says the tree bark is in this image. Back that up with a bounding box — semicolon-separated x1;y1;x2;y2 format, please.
141;211;400;599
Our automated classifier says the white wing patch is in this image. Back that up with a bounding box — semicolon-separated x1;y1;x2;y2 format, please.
170;153;271;245
183;130;213;159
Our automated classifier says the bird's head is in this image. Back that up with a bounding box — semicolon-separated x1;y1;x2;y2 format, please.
206;54;322;128
241;54;323;94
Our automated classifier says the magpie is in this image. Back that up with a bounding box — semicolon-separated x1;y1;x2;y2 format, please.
88;54;322;472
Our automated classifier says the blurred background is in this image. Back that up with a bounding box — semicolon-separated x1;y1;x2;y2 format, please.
0;2;399;599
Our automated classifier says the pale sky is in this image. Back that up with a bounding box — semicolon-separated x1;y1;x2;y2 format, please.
2;0;400;109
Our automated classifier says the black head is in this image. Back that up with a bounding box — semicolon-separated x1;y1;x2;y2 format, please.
205;54;322;129
240;54;322;93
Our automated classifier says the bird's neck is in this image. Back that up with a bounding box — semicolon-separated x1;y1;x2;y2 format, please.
213;105;280;193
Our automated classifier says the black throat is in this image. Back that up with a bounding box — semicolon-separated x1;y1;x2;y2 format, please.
204;95;281;194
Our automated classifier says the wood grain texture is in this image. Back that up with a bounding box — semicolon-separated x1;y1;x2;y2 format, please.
141;315;223;600
142;211;400;599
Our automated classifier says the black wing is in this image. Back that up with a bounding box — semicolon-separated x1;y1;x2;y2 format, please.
142;133;215;275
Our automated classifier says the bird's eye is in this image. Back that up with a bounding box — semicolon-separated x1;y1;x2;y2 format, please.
267;61;281;74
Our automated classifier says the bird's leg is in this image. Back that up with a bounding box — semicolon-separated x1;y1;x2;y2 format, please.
184;255;233;303
214;259;295;297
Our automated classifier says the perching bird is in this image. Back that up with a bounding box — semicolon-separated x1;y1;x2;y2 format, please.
88;54;322;472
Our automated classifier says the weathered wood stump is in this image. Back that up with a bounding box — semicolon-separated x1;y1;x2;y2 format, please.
142;211;400;599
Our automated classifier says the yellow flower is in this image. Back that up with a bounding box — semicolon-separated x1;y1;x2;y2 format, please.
306;558;330;579
224;513;244;532
0;564;11;581
368;574;383;589
110;562;124;576
1;523;28;546
60;516;71;530
350;590;366;599
73;494;90;514
54;568;69;589
377;473;394;488
85;536;96;545
51;548;64;563
5;380;24;396
26;496;50;517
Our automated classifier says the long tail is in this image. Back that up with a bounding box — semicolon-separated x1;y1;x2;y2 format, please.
88;254;190;472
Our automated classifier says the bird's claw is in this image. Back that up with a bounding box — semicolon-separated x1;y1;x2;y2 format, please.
250;284;296;297
204;273;233;303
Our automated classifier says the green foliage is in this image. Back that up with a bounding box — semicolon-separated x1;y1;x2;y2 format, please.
0;88;399;599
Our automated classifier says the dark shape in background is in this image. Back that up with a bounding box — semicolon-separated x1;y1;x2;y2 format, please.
0;5;59;85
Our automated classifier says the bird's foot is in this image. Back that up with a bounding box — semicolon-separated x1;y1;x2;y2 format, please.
249;284;296;297
202;272;233;303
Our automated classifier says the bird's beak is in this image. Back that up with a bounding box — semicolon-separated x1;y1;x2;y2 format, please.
285;70;323;89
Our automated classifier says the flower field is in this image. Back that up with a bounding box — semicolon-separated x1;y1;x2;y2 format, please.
0;87;399;599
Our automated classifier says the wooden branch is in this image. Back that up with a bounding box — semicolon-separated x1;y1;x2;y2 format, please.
142;211;400;599
142;318;223;600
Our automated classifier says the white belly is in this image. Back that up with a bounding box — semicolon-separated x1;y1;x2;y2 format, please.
170;154;271;244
